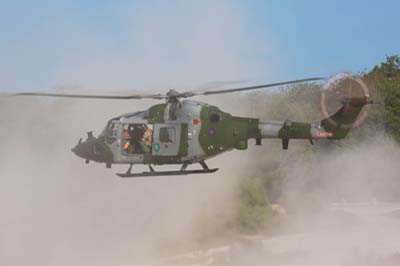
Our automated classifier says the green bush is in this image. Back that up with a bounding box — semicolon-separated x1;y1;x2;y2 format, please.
236;178;275;232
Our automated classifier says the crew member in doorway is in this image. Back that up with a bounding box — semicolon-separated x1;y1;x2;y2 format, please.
140;127;153;153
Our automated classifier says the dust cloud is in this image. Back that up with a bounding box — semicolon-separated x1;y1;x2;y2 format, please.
271;137;400;266
2;1;400;266
0;1;275;265
201;93;400;266
2;99;400;266
0;96;243;266
281;136;400;207
238;90;400;265
241;89;400;266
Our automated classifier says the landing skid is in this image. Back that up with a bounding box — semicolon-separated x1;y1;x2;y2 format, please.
117;161;219;178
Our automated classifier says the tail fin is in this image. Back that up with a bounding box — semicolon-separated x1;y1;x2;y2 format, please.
320;96;372;139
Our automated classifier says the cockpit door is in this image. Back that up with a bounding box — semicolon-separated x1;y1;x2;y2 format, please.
152;123;184;156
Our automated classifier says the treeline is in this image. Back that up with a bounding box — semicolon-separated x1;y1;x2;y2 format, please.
363;55;400;140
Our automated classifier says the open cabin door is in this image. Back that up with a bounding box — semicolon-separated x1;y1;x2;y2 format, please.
152;123;187;156
121;123;153;155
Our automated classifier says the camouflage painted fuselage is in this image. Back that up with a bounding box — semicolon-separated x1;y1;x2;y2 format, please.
72;97;369;167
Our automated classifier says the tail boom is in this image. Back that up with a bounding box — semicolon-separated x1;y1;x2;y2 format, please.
257;97;371;148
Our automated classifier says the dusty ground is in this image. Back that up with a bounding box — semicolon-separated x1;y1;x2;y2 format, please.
151;203;400;266
1;97;400;266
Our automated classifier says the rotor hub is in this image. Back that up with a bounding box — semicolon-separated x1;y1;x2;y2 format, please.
166;89;181;103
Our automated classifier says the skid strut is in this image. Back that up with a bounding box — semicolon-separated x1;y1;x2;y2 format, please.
116;161;218;178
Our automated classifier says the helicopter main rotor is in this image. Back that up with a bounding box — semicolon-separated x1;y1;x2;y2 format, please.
13;77;325;102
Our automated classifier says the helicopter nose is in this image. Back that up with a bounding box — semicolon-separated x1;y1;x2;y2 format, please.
71;142;87;159
71;135;114;165
71;136;93;159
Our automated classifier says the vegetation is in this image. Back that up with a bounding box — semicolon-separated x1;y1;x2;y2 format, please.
234;55;400;233
236;178;275;232
365;55;400;141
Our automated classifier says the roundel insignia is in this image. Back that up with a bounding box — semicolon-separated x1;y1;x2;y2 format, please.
208;128;216;136
153;143;160;152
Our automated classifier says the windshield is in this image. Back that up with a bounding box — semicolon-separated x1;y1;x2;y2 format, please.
100;120;117;140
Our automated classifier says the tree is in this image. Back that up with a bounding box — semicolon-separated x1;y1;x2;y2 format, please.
365;55;400;140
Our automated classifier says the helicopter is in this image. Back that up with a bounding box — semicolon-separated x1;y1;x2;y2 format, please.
15;77;372;177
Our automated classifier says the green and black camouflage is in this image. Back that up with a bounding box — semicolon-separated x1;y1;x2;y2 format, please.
70;96;370;171
14;77;371;176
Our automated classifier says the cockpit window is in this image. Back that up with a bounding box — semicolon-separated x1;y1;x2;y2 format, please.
101;120;117;143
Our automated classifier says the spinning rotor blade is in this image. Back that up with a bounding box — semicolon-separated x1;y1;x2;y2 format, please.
179;77;326;98
14;92;166;100
194;80;248;91
13;77;325;101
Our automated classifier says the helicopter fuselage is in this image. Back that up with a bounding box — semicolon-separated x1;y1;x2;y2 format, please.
71;96;370;176
72;100;263;167
14;76;370;176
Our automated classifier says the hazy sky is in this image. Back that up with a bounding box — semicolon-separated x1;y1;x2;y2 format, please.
1;0;399;91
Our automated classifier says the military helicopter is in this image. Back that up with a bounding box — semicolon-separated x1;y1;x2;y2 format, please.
15;77;372;177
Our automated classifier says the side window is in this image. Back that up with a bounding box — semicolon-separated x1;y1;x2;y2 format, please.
159;127;176;143
122;124;153;155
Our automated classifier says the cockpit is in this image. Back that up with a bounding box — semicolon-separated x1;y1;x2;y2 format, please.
100;119;118;144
